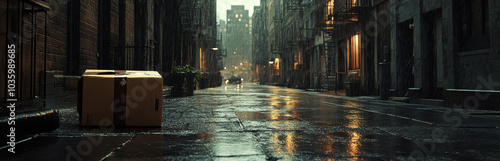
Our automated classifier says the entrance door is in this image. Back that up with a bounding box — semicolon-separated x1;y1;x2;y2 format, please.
423;10;444;99
396;20;415;96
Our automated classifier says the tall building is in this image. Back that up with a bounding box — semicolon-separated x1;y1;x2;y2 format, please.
218;19;227;71
225;5;251;80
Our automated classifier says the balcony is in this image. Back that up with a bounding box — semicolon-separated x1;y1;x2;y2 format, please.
321;0;371;31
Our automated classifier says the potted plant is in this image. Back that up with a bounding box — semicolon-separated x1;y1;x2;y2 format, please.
171;65;203;97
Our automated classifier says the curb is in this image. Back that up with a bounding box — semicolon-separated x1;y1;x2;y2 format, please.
0;109;60;147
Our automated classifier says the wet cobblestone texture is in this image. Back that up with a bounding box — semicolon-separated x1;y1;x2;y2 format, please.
2;84;500;160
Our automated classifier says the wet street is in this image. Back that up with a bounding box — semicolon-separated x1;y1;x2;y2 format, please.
2;83;500;160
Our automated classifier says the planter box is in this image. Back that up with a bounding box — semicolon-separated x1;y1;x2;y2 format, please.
346;82;360;96
171;73;195;97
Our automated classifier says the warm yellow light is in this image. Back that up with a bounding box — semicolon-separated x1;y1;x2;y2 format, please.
348;34;361;70
235;14;238;18
245;24;248;27
199;48;204;72
324;0;335;30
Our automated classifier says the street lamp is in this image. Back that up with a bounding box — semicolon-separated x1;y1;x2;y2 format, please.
269;61;274;64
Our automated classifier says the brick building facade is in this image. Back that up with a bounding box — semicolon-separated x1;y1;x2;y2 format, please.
1;0;219;110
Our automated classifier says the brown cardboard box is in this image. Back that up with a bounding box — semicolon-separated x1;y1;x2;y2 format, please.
78;69;163;127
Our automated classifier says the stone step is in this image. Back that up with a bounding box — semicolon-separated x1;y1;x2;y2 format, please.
0;109;59;144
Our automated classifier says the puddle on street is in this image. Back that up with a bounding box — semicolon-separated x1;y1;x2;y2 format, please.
235;112;299;121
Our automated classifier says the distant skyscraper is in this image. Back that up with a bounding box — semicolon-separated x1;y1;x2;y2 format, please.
226;5;251;70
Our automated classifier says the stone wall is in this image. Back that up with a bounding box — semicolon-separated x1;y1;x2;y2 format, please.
390;0;500;97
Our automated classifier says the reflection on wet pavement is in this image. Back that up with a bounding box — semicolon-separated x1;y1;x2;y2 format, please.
3;83;500;160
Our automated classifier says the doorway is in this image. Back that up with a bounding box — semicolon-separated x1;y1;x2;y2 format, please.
396;19;415;96
423;10;444;99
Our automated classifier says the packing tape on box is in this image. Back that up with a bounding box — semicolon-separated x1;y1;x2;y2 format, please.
113;76;127;126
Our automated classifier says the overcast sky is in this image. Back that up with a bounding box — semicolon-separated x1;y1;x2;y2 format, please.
217;0;260;20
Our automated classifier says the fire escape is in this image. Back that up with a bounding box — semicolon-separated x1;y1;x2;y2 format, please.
179;0;201;66
284;1;303;87
320;0;370;92
179;0;200;35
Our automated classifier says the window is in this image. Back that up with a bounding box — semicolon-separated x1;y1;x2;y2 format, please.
200;48;205;72
352;0;358;7
228;19;230;21
324;0;334;30
235;14;239;18
458;0;490;51
347;34;360;70
294;51;302;70
274;58;280;75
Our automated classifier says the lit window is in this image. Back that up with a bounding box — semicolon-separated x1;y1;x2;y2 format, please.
228;19;230;21
240;14;243;17
347;34;361;70
273;58;280;76
235;14;238;18
294;51;302;69
239;19;241;21
224;28;226;31
324;0;334;30
245;24;248;27
352;0;358;7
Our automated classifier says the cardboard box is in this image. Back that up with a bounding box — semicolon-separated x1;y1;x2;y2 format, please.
78;70;163;127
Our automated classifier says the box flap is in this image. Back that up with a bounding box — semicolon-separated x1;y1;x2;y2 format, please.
82;69;162;78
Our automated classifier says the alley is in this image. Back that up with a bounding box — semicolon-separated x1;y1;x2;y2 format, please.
2;83;500;160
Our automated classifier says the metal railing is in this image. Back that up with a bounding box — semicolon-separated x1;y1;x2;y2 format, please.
2;0;49;108
109;40;156;70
